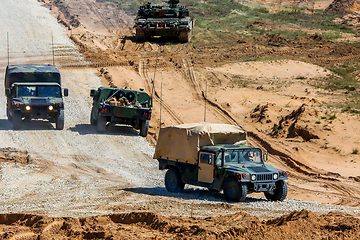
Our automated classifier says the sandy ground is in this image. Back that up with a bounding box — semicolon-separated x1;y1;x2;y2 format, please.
0;0;359;239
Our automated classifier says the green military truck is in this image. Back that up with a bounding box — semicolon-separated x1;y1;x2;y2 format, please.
5;65;68;130
154;122;288;202
90;87;152;137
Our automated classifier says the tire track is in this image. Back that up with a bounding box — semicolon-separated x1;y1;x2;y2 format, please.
85;1;116;32
139;60;183;125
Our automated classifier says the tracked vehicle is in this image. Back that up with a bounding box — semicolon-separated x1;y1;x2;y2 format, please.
134;0;194;42
154;122;288;202
90;87;152;137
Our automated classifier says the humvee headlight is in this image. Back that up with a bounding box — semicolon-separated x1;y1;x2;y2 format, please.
25;105;31;111
273;173;278;180
251;175;256;181
48;105;54;111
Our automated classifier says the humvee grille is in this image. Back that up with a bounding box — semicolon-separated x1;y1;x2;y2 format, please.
31;105;48;111
31;99;47;104
256;173;273;181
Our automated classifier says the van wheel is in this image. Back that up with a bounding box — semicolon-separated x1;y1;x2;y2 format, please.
12;111;22;130
96;114;106;133
139;120;149;137
223;178;247;202
165;168;185;192
264;180;288;201
56;110;64;130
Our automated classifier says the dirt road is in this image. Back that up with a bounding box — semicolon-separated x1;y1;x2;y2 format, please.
0;0;160;218
0;0;360;239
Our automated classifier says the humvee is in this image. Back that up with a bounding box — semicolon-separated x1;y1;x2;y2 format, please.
154;122;288;202
4;65;68;130
90;87;152;137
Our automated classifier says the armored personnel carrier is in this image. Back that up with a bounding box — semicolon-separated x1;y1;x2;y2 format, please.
134;0;194;42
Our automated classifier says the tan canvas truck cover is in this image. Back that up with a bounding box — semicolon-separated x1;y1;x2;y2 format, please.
154;122;247;164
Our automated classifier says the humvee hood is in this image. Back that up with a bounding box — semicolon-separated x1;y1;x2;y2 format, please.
225;164;273;173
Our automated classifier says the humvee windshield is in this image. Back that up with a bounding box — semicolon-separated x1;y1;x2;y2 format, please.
18;85;61;97
218;148;263;165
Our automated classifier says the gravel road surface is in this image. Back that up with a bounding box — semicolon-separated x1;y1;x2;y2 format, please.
0;0;359;221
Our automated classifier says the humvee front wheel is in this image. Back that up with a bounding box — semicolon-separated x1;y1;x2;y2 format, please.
56;110;64;130
96;114;107;133
139;120;149;137
223;178;247;202
7;107;12;122
264;180;288;201
165;168;185;192
12;110;22;130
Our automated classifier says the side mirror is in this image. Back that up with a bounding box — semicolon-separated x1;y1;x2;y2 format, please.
90;89;95;97
5;88;11;96
263;151;268;162
63;88;69;97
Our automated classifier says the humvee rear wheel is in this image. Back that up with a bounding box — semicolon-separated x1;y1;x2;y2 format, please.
165;168;185;192
96;114;107;133
264;180;288;201
139;120;149;137
90;107;97;126
12;110;22;130
223;178;247;202
56;110;64;130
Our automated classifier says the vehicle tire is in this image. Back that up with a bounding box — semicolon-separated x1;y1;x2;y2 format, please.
12;110;22;130
7;107;12;122
56;110;64;130
90;107;97;126
165;168;185;193
139;120;149;137
96;113;107;133
136;29;145;42
179;31;191;43
264;180;288;201
223;178;247;202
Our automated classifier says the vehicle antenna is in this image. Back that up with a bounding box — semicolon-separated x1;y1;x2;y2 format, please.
204;81;207;122
152;51;159;99
7;32;10;65
160;82;162;129
123;79;133;89
52;32;55;65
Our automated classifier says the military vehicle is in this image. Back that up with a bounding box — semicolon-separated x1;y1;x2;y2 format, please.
154;122;288;202
5;64;68;130
90;87;152;137
134;0;194;42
